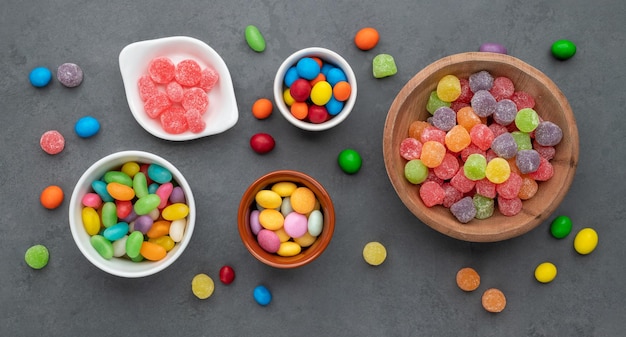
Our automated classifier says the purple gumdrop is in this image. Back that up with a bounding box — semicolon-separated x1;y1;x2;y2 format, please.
450;196;477;223
471;90;497;117
491;132;518;159
169;186;186;203
516;149;541;174
479;43;508;54
57;63;84;88
534;121;563;146
432;107;457;131
469;70;494;92
133;215;154;234
493;99;517;126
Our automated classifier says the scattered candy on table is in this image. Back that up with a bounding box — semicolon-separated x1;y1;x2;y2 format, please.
534;262;557;283
481;288;506;313
253;285;272;306
362;241;387;266
551;39;576;60
252;98;273;119
337;148;362;174
245;25;266;52
219;265;236;285
192;273;215;299
354;27;380;51
372;54;397;78
573;227;598;255
57;63;83;87
29;66;52;88
550;215;573;239
40;130;65;155
24;244;49;269
74;116;101;138
250;133;275;154
40;185;64;209
478;42;508;54
456;267;480;291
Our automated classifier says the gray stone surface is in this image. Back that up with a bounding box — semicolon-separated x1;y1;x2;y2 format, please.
2;1;625;336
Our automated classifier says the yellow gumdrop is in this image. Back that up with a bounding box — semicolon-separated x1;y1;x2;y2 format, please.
436;75;461;102
363;241;387;266
485;158;511;184
277;241;302;257
534;262;557;283
574;228;598;255
255;190;283;209
271;181;298;197
161;203;189;221
259;209;284;230
191;274;215;299
81;207;101;236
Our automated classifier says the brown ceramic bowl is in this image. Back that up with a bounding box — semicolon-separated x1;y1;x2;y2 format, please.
237;170;335;268
383;52;579;242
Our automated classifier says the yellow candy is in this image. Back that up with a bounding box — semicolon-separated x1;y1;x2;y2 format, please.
271;181;298;197
161;203;189;221
121;161;140;178
290;187;316;214
436;74;461;102
363;241;387;266
574;228;598;255
534;262;557;283
191;274;215;299
293;232;317;247
310;81;333;106
274;227;291;243
149;236;176;251
255;190;283;209
259;209;284;230
283;88;295;106
81;207;101;236
485;158;511;184
277;241;302;257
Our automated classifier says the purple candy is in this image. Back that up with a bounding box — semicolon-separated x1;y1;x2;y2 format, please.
491;132;518;159
249;210;262;235
469;70;494;92
133;215;154;234
169;186;186;203
57;63;83;88
432;107;457;131
450;196;477;223
479;43;508;55
493;99;518;126
534;121;563;146
120;208;139;223
516;149;541;174
471;90;497;117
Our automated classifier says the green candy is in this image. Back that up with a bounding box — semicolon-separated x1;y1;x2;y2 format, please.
515;108;540;132
125;231;144;259
337;149;362;174
25;244;49;269
426;91;451;115
372;54;397;79
101;202;118;228
132;172;149;199
511;131;532;150
551;215;573;239
90;235;114;260
103;171;133;187
134;194;161;215
245;25;266;52
464;154;487;181
551;39;576;60
404;159;428;184
473;194;494;219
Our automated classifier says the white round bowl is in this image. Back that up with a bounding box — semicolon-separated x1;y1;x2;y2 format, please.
273;47;357;131
69;150;196;278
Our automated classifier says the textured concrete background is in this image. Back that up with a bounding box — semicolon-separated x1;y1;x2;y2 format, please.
2;1;625;336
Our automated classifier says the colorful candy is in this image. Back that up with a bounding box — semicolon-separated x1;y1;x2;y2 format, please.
550;215;572;239
534;262;557;283
551;39;576;60
40;185;64;209
362;241;387;266
250;133;276;154
219;265;236;285
456;267;480;291
479;42;508;54
40;130;65;155
253;285;272;306
192;274;215;299
337;148;362;174
482;288;506;313
573;228;598;255
74;116;100;138
252;98;273;119
245;25;266;52
24;244;49;269
354;27;380;51
57;63;83;87
29;67;52;88
372;53;397;78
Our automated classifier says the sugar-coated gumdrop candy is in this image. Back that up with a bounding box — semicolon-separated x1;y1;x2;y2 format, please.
57;63;84;88
160;106;188;134
489;77;514;101
529;157;554;181
493;99;517;126
419;181;446;207
454;78;474;103
372;53;397;78
408;120;431;140
469;70;494;92
175;59;202;86
25;244;49;269
450;168;476;193
432;107;457;131
404;159;428;184
518;176;538;200
166;81;184;102
450;196;476;223
40;130;65;155
461;143;486;162
436;75;461;102
491;132;518;159
433;153;460;180
400;138;422;160
511;91;535;110
489;122;508;138
184;108;206;133
456;106;482;132
469;124;494;151
534;121;563;146
420;141;446;168
471;90;497;117
533;140;556;160
475;178;497;198
191;273;215;299
498;196;523;216
148;57;175;84
464;154;487;181
182;87;209;113
445;125;472;153
515;108;540;132
485;157;511;184
426;91;451;114
473;194;494;219
138;75;158;101
496;172;522;199
144;92;172;118
515;149;541;174
420;126;446;144
511;131;532;150
198;67;219;92
442;183;463;208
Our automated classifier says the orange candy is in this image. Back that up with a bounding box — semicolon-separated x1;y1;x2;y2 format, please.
518;176;539;200
146;220;171;239
456;106;482;132
445;125;472;153
309;73;326;87
420;141;446;168
482;288;507;313
354;27;380;51
332;81;352;101
252;98;273;120
290;101;309;120
456;267;481;292
408;120;430;140
40;185;64;209
106;182;135;201
140;241;167;261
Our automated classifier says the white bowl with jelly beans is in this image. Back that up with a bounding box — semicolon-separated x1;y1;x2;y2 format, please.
69;151;195;278
273;47;357;131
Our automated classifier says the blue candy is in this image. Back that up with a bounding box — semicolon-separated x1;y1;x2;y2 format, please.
148;183;160;195
326;96;344;116
326;67;347;86
103;222;129;241
284;66;299;87
147;164;172;184
75;116;101;138
91;180;113;202
29;67;52;88
295;57;320;80
253;285;272;306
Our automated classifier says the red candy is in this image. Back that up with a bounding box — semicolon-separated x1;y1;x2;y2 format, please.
529;157;554;181
166;81;184;102
510;91;535;110
289;79;312;102
497;196;523;216
219;265;236;285
144;92;172;118
400;138;423;160
182;87;209;113
420;126;446;144
450;169;475;193
433;153;460;180
419;181;446;207
138;75;158;101
160;106;188;134
184;108;206;133
495;172;522;199
250;133;275;154
470;124;494;151
148;57;175;84
489;77;515;101
475;178;497;198
198;67;219;92
174;59;202;86
454;78;474;103
442;183;463;208
40;130;65;155
308;105;330;124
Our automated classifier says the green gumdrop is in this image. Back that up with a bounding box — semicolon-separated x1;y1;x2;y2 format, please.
101;202;118;228
426;91;451;114
404;159;428;184
90;235;114;260
473;194;494;219
463;154;487;181
126;231;144;259
133;172;149;199
515;108;540;132
511;131;532;150
245;25;266;52
550;215;573;239
104;171;133;187
134;194;161;215
25;244;49;269
372;54;397;78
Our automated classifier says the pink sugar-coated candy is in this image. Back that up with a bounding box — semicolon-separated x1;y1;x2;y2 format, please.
138;75;159;101
144;92;172;118
81;192;102;208
433;153;460;180
250;210;262;235
184;108;206;133
485;149;499;162
489;77;515;101
170;186;186;204
496;172;523;199
442;183;463;208
182;87;209;113
425;169;444;185
156;182;173;209
198;67;219;92
488;122;508;138
511;91;535;110
420;126;446;144
460;143;486;162
450;101;470;112
419;181;446;207
476;178;497;198
450;169;476;193
470;123;495;151
257;229;280;253
174;59;202;87
528;157;554;181
400;137;422;160
166;81;184;102
160;106;188;134
116;200;133;219
283;212;308;238
148;57;175;84
533;140;556;160
40;130;65;155
454;78;474;103
497;196;523;216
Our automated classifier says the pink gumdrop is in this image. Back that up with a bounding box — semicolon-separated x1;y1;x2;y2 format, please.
283;212;308;238
498;196;523;216
138;75;159;101
419;181;446;207
496;172;523;199
488;123;508;138
160;106;188;134
533;141;556;160
148;57;175;84
81;192;102;208
470;123;495;151
490;77;515;101
450;169;476;193
257;229;280;253
433;153;460;180
442;183;463;208
511;91;535;110
529;157;554;181
400;138;422;160
250;210;262;235
289;79;312;102
420;126;446;144
184;108;206;133
166;81;184;102
116;200;133;219
476;178;497;198
156;182;173;209
40;130;65;155
182;87;209;113
425;169;444;185
198;67;219;92
144;92;171;119
175;59;202;87
460;143;486;162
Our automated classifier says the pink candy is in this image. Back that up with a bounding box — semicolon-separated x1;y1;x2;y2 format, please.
40;130;65;155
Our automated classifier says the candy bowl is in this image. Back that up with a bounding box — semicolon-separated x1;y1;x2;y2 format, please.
237;170;335;268
119;36;239;141
383;52;579;242
69;150;196;278
273;47;357;131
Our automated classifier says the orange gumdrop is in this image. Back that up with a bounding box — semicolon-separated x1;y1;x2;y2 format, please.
408;120;430;140
140;241;167;261
146;220;171;239
252;98;273;119
456;106;482;132
518;175;539;200
445;125;472;153
354;27;380;51
332;81;351;101
420;141;446;168
40;185;64;209
290;102;309;120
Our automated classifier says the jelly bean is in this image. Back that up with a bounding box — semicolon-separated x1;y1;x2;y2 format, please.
551;39;576;60
25;245;49;269
149;235;175;251
479;42;508;54
252;98;273;120
258;209;284;230
290;187;316;214
103;222;129;242
450;196;477;223
456;267;481;291
81;207;101;235
156;182;173;209
574;228;598;255
372;53;397;78
257;229;280;253
482;288;506;313
29;66;52;87
219;265;236;285
363;241;387;266
115;200;133;219
169;219;187;242
40;185;64;209
140;241;167;261
337;148;362;174
104;171;133;187
310;81;333;106
112;235;128;257
354;27;380;51
534;262;557;283
307;210;323;236
436;75;461;102
133;215;154;234
271;182;297;197
132;172;149;199
404;159;428;184
253;285;272;306
90;235;114;260
40;130;65;155
125;231;144;259
249;210;262;235
277;241;302;257
250;133;276;154
147;164;172;184
162;203;189;221
134;194;161;215
550;215;572;239
146;220;171;239
148;183;159;195
283;212;308;238
255;190;283;209
296;57;321;80
245;25;266;52
175;59;202;86
119;162;140;179
419;181;445;207
148;57;175;84
169;186;186;204
106;182;135;201
74;116;100;138
101;202;118;228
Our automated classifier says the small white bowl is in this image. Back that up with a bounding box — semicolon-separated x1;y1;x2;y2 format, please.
69;151;196;278
119;36;239;141
273;47;357;131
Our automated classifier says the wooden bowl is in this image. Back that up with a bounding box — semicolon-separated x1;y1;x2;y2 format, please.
237;170;335;268
383;52;579;242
